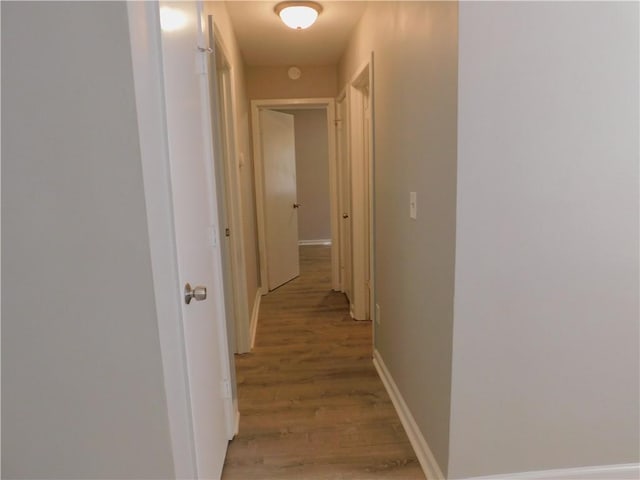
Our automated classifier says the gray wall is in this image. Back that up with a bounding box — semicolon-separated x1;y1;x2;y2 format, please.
449;2;640;478
339;2;459;475
247;65;337;100
281;109;331;242
2;2;174;478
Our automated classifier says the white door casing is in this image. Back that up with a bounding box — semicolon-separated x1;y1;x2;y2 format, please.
207;18;251;355
129;1;234;477
252;98;339;295
349;61;373;321
337;92;353;301
363;87;372;318
260;109;300;290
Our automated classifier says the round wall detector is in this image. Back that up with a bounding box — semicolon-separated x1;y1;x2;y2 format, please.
288;66;302;80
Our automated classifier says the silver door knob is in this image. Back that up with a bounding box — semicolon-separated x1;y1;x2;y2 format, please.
184;283;207;304
293;203;302;209
342;213;349;219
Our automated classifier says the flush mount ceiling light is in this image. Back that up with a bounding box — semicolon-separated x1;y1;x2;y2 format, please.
159;6;188;32
275;1;323;30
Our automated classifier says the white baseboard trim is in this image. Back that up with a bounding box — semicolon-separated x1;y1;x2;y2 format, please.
463;463;640;480
373;349;445;480
249;290;261;349
298;239;332;246
234;409;240;437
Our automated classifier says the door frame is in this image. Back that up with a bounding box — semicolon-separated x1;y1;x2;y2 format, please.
347;58;375;321
336;89;351;299
207;18;251;355
251;98;339;294
127;2;235;477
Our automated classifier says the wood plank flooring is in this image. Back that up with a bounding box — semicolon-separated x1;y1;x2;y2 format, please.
222;246;425;480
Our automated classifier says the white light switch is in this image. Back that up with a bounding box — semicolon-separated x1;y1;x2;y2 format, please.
410;192;417;219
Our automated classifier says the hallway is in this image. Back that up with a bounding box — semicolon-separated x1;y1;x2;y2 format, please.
222;246;424;479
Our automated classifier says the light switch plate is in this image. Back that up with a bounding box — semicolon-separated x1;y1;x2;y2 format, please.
410;192;417;219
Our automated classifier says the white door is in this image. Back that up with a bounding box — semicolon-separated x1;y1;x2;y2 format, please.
206;17;250;355
363;88;372;318
337;96;353;302
260;109;300;290
349;66;372;321
159;1;231;477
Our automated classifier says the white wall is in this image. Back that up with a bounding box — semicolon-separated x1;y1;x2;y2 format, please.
339;2;459;475
281;109;331;242
2;2;174;478
449;2;640;478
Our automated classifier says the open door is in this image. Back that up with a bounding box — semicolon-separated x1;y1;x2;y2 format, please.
259;109;300;290
207;17;251;354
157;1;233;476
337;93;353;301
348;62;373;321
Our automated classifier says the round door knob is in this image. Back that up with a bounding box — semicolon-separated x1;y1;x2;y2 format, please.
293;203;302;209
342;213;349;219
184;282;207;304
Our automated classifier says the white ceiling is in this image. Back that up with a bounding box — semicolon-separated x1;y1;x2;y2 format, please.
224;1;367;66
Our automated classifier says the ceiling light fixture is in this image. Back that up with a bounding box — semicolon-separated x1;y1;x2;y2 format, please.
275;1;323;30
159;6;188;32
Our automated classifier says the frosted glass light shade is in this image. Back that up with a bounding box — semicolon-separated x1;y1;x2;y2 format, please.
275;2;322;30
159;7;188;32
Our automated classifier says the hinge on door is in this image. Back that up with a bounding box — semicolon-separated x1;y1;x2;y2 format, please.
221;379;231;399
225;228;231;237
196;46;212;75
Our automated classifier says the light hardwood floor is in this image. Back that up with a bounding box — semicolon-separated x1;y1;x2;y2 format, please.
222;246;425;479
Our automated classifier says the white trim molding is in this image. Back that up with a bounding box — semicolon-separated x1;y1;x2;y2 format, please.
347;58;373;321
249;290;262;349
298;239;332;246
374;348;638;480
208;19;251;355
373;350;445;480
251;97;340;294
463;464;640;480
233;409;240;437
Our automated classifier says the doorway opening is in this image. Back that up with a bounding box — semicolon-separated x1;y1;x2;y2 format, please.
277;107;332;252
251;98;340;296
207;16;251;355
338;59;374;322
250;61;374;326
